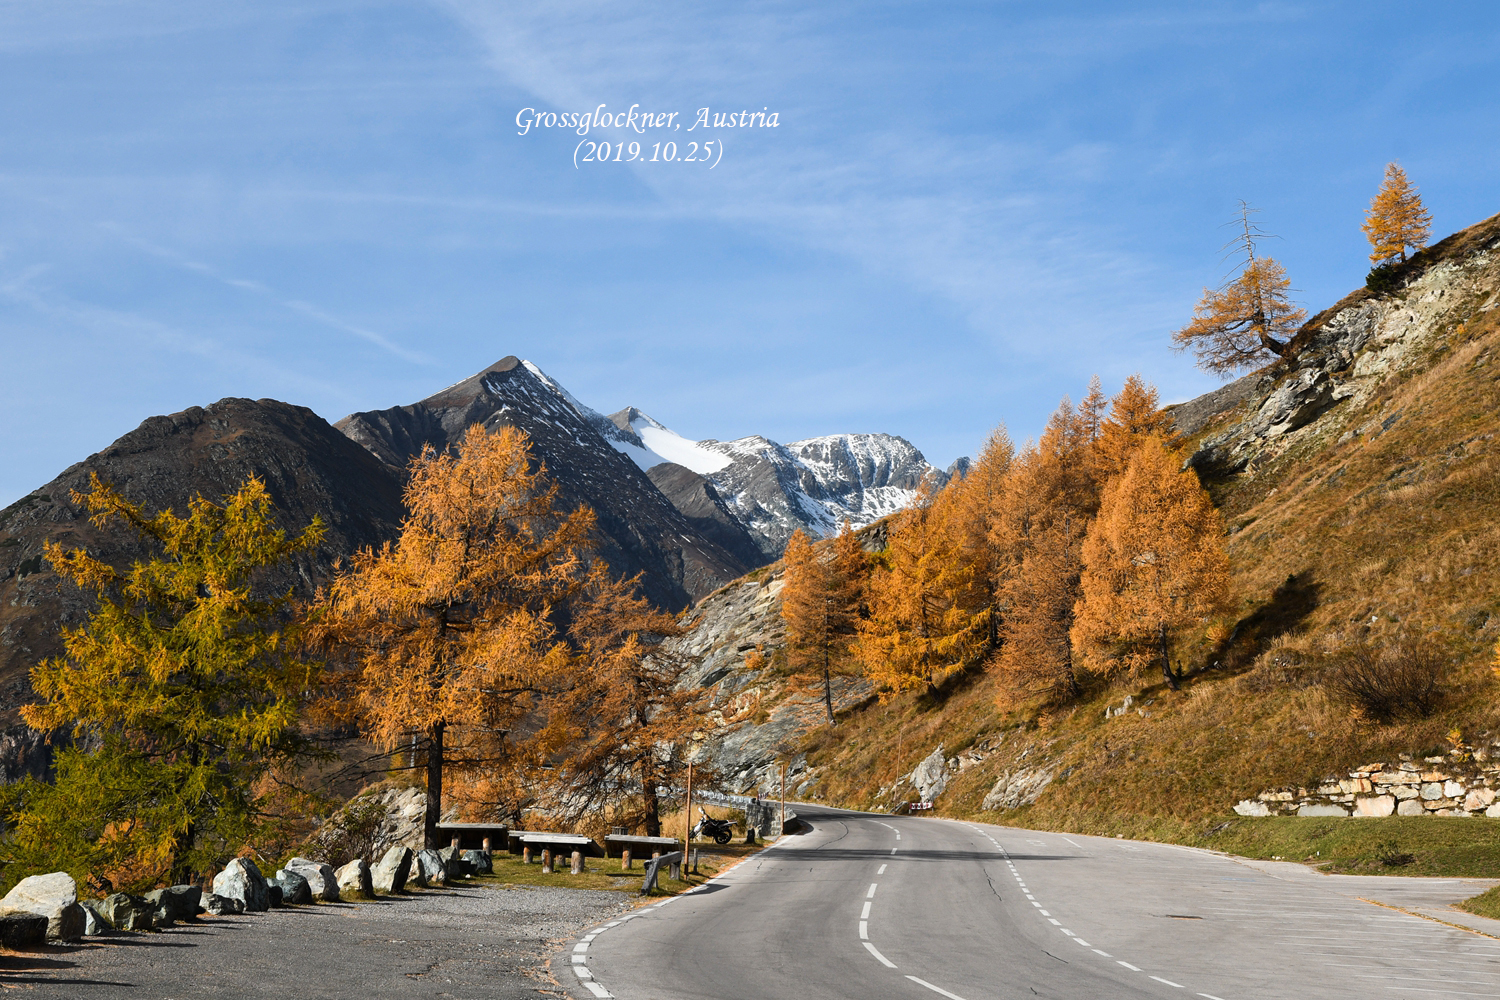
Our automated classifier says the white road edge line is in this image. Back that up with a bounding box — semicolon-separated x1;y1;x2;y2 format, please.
583;983;612;998
905;976;969;1000
1199;994;1230;1000
859;920;869;940
1151;976;1185;988
863;941;897;968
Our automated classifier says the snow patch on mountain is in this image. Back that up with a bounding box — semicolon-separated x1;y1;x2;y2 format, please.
516;359;942;558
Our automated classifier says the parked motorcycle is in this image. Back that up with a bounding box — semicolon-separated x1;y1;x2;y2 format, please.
692;806;734;845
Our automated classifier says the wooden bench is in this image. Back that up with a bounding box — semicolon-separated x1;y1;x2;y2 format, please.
435;822;509;851
603;834;681;859
505;831;601;858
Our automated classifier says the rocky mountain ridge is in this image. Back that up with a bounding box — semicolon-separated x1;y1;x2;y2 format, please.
528;366;948;559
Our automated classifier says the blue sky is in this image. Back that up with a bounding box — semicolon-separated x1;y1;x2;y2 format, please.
3;2;1499;506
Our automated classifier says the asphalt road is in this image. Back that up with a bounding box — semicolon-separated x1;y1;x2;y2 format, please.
565;805;1500;1000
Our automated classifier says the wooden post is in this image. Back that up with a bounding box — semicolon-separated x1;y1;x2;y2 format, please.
451;834;460;849
683;760;694;860
669;858;681;881
571;851;582;875
482;836;491;851
541;849;552;874
522;846;531;865
622;849;632;871
780;761;786;837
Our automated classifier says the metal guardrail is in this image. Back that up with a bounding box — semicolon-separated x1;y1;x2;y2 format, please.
640;851;683;895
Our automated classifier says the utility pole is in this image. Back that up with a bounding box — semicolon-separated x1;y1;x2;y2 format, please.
683;760;694;862
779;761;786;838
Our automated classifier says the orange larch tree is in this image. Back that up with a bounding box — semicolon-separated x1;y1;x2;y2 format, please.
1172;203;1307;377
1071;435;1231;690
1363;161;1432;266
780;524;866;724
317;424;593;847
535;565;697;837
856;486;989;697
989;399;1100;701
1094;374;1180;478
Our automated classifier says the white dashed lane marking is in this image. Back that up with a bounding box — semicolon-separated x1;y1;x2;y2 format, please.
965;823;1237;999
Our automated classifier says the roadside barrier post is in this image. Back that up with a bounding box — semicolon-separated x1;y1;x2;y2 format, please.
780;762;786;837
684;761;694;860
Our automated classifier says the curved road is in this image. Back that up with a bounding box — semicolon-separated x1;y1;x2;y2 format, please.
563;805;1500;1000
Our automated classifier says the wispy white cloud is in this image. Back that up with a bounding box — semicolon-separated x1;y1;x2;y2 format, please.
100;224;434;365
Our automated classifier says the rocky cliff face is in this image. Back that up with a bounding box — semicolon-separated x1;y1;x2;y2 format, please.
0;398;409;775
335;357;756;609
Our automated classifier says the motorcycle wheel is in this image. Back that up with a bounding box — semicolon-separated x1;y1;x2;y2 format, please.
714;830;732;845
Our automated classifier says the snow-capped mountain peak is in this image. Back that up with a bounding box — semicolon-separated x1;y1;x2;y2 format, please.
514;358;947;559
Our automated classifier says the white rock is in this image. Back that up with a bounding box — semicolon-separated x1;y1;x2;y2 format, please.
1353;795;1395;817
1420;782;1444;800
0;872;85;942
909;746;948;802
1297;803;1349;817
1397;799;1426;816
1486;803;1500;819
286;858;340;902
1393;785;1420;800
1444;780;1466;798
212;857;270;912
1465;788;1495;811
1234;799;1271;817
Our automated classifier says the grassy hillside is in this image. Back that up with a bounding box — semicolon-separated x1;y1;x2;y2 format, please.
700;211;1500;861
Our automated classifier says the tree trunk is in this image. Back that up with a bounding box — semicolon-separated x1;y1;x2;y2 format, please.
822;650;835;725
424;720;445;850
642;763;661;837
1158;624;1179;691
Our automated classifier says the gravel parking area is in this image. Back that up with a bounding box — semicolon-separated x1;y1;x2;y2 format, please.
0;883;633;999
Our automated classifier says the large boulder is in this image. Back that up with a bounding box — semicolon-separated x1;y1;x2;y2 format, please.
79;901;106;936
212;857;271;912
909;745;949;802
144;885;201;924
461;850;492;876
372;846;412;894
96;892;156;931
266;883;285;909
271;869;312;905
335;859;374;899
0;912;49;948
201;892;244;916
0;872;86;942
286;858;340;902
412;849;448;887
438;846;473;879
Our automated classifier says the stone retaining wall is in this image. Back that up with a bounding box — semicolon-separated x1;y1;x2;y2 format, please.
1234;753;1500;818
